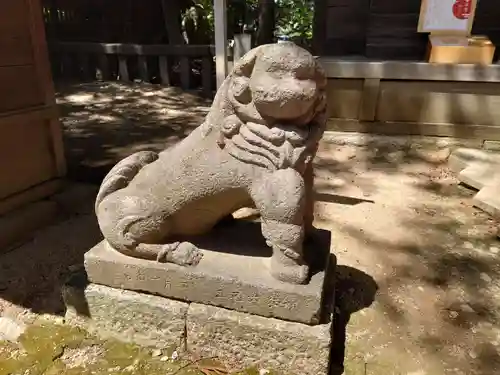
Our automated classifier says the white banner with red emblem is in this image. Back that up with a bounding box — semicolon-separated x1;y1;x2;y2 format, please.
418;0;478;35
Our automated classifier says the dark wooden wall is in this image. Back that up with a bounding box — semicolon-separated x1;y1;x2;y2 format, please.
42;0;168;44
0;0;65;214
314;0;500;61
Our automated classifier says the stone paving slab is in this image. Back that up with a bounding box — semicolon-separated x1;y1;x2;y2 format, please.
459;163;498;190
449;148;500;229
84;221;332;325
186;303;332;375
0;317;26;342
473;181;500;219
449;147;500;174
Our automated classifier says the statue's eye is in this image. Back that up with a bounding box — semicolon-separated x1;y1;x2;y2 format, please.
232;77;252;105
294;65;315;81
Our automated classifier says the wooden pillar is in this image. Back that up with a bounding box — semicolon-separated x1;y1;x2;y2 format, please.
214;0;228;89
234;33;252;62
312;0;327;55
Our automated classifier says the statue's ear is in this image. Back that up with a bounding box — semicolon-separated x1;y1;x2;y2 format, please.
314;62;328;90
232;45;265;77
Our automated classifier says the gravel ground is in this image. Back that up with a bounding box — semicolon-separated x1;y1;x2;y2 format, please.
1;82;500;375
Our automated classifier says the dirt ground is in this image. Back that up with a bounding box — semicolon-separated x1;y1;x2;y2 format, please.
1;82;500;375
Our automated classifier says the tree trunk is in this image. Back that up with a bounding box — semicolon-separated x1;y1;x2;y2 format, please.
161;0;185;44
255;0;275;46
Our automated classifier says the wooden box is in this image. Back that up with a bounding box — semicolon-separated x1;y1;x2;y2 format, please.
427;35;495;65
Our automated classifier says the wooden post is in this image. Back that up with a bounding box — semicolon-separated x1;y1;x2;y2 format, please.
158;56;170;86
180;57;190;90
233;33;252;62
97;54;109;81
118;56;129;82
201;56;213;97
138;55;149;82
312;0;327;55
214;0;228;89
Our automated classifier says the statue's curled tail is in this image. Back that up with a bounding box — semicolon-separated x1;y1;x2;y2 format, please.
95;151;159;212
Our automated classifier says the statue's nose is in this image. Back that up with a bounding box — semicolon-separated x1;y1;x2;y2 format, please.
252;79;317;121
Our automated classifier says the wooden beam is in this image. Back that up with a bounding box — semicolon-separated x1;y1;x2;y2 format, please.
318;58;500;83
327;118;500;141
214;0;228;89
0;105;57;128
0;179;62;216
49;42;214;57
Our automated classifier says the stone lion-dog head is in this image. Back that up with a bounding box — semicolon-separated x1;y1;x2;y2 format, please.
207;42;328;172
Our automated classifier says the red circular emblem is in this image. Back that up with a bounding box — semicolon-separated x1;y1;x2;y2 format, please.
453;0;472;20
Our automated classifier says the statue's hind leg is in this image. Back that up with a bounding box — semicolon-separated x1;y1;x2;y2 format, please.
250;168;308;284
97;199;203;266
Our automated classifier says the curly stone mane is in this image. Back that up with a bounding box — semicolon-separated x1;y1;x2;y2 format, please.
204;42;327;172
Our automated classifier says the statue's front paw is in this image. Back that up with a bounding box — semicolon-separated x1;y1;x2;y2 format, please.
270;254;309;285
158;242;203;266
175;242;203;266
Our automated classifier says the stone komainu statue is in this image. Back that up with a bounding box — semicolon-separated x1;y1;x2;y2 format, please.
94;42;328;284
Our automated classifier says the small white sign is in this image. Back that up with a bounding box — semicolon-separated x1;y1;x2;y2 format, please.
418;0;477;34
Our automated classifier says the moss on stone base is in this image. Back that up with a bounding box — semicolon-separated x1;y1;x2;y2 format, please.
0;321;278;375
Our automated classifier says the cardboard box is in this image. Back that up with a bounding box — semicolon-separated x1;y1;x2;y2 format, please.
427;35;495;64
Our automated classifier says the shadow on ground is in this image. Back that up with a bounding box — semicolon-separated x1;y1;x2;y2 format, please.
313;137;500;374
329;266;378;375
56;82;211;182
0;186;102;315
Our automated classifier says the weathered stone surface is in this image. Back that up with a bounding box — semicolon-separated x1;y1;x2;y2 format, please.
93;42;328;285
448;148;500;237
459;164;498;190
62;276;187;348
84;222;332;325
483;140;500;151
0;317;26;343
473;180;500;218
448;147;500;173
187;303;332;375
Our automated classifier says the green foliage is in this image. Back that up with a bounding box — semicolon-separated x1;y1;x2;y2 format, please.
182;0;314;45
182;2;212;44
185;0;214;34
276;0;314;42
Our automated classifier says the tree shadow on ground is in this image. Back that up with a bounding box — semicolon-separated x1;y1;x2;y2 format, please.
328;265;378;375
56;81;212;183
344;216;500;374
314;159;500;375
0;185;102;315
314;136;459;199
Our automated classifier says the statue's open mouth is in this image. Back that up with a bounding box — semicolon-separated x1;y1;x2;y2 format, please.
228;83;318;128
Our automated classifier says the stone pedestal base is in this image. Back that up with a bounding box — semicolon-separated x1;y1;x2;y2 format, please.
63;276;188;349
84;222;332;325
187;303;332;375
62;278;332;375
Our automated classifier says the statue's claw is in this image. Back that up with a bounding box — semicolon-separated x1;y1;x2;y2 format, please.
157;242;203;266
270;255;309;285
